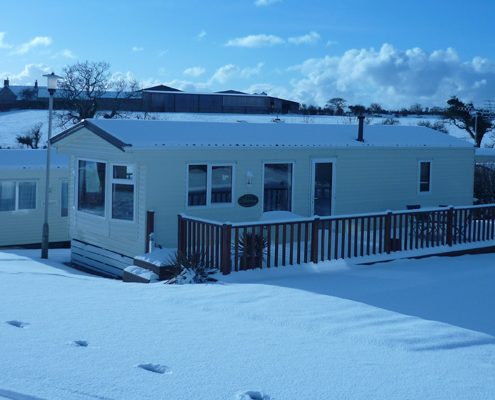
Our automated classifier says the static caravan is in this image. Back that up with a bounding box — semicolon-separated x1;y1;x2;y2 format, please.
0;149;69;247
51;119;474;277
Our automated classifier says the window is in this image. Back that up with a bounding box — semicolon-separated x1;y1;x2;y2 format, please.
61;180;68;217
0;181;16;211
188;164;233;207
419;161;431;193
188;165;207;206
211;166;232;204
78;160;106;216
0;181;36;211
18;182;36;210
111;165;135;221
264;163;293;212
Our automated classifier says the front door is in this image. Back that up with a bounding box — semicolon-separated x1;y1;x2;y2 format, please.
313;162;333;216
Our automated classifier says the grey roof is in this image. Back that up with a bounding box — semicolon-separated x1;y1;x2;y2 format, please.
51;118;474;152
142;85;182;92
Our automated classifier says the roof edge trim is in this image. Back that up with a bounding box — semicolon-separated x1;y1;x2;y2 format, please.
50;120;131;151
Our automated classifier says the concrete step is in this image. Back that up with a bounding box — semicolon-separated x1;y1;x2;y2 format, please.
123;266;158;284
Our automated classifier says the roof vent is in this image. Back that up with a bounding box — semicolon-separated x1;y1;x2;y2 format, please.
357;115;365;142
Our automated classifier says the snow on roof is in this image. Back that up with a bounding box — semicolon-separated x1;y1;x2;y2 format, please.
0;149;68;170
475;148;495;156
64;119;474;150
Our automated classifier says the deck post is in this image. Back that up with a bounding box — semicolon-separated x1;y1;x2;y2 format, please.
446;206;454;246
220;223;232;275
177;214;186;255
384;211;392;254
310;217;320;263
145;211;155;253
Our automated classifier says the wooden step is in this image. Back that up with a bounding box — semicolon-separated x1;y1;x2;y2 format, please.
133;258;177;281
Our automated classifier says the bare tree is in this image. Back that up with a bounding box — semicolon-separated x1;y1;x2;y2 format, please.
444;96;494;147
57;61;140;127
16;123;43;149
326;97;346;116
368;103;384;115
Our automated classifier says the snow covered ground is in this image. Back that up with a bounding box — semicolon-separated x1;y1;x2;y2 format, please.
0;109;477;149
0;249;494;399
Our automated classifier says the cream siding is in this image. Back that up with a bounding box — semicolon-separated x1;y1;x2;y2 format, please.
54;128;475;258
138;146;474;248
61;130;147;258
0;167;69;246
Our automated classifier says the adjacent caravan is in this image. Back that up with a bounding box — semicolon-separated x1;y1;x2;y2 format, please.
51;119;475;277
0;149;69;247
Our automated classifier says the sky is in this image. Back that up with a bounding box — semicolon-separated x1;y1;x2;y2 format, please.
0;0;494;109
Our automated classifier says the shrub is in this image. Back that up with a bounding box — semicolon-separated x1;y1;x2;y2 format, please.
381;117;399;125
417;120;449;133
237;232;267;270
167;251;216;284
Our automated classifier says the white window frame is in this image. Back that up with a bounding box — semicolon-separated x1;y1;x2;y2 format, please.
418;160;432;194
262;161;295;213
76;158;107;220
110;163;136;223
186;163;235;208
0;180;37;212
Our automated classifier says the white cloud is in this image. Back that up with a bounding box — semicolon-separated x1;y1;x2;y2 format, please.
160;79;210;92
14;36;52;55
288;31;320;45
51;49;76;60
1;63;51;85
225;34;284;48
209;64;238;84
197;30;206;40
0;32;12;49
285;43;495;108
209;63;264;85
240;62;264;78
132;46;144;52
254;0;281;6
183;66;206;77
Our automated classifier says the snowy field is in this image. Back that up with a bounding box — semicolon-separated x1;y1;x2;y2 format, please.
0;109;477;149
0;249;494;400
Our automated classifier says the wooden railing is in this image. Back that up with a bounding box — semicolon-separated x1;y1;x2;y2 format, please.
177;204;495;275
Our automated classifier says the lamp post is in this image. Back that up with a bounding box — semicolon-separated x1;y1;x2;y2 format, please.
41;72;62;259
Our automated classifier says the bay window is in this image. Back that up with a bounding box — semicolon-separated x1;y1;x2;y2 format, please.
111;165;135;221
78;160;106;216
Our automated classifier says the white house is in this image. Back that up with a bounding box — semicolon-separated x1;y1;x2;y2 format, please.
51;118;475;277
0;149;69;247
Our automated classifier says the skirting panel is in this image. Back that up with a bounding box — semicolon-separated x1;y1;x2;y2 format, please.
71;239;133;278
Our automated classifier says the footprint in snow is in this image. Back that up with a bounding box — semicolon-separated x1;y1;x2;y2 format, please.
6;320;29;328
138;363;171;374
236;391;271;400
71;340;89;347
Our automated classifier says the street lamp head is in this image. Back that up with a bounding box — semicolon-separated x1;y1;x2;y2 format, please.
43;72;62;93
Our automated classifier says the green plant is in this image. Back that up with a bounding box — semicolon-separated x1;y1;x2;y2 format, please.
167;251;216;284
237;232;267;270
